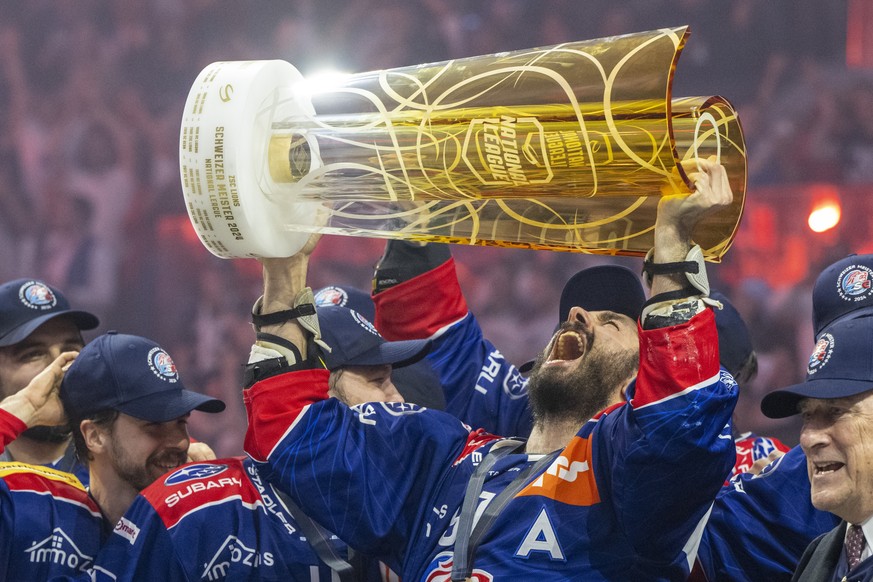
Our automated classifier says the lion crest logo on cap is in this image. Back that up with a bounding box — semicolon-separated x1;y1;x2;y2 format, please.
147;347;179;383
18;281;57;311
351;310;380;337
837;265;873;302
808;333;835;375
315;286;348;308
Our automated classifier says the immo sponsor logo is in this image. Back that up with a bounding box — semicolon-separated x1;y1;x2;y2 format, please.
202;535;274;580
25;528;93;572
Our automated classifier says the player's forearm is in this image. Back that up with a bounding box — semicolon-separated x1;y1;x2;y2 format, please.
257;255;312;355
648;159;733;299
649;222;693;297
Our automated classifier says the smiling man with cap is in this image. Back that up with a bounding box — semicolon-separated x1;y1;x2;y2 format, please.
760;316;873;580
60;331;225;527
0;278;99;480
679;257;873;582
0;331;224;579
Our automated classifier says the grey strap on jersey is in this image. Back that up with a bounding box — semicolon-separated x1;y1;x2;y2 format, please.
452;440;558;581
271;484;359;582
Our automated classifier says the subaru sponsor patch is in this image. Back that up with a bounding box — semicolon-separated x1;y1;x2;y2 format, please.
164;463;228;485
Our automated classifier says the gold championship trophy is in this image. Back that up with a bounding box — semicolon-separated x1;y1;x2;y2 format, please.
179;26;745;260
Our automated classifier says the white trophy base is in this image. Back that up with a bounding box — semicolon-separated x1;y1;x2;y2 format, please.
179;60;317;258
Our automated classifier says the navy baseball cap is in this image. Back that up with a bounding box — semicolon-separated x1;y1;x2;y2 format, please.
812;254;873;337
61;332;225;422
761;317;873;419
314;285;376;321
558;265;647;325
0;278;99;347
316;305;430;371
519;264;646;373
711;291;754;377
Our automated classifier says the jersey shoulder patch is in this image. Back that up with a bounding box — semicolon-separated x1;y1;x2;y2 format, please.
142;457;261;529
0;461;99;512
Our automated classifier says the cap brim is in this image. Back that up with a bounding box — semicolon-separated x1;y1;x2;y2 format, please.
116;389;225;423
761;378;873;419
0;310;100;347
346;339;431;369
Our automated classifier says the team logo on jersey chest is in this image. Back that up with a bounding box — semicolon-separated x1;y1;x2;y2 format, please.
838;265;873;301
503;366;528;400
424;551;493;581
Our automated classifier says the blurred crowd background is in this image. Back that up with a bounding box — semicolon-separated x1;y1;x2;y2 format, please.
0;0;867;455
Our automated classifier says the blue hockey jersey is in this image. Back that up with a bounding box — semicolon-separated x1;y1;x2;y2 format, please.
245;308;737;581
694;445;839;581
75;457;346;581
375;258;825;581
0;410;104;581
374;257;532;437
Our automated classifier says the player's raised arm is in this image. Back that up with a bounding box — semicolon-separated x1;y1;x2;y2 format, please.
649;156;733;299
253;234;325;364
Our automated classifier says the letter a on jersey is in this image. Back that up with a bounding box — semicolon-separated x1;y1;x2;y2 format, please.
515;508;565;561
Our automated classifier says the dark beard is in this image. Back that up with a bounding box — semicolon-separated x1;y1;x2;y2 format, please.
108;436;188;492
115;449;187;492
19;425;71;443
527;342;638;426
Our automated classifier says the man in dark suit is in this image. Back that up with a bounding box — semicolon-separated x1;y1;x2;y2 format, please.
762;314;873;581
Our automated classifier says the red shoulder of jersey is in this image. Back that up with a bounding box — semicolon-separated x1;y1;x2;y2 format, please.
0;461;101;515
142;457;262;530
453;428;504;466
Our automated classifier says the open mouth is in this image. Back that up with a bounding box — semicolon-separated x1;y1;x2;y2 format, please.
814;461;845;476
153;453;188;473
546;329;587;364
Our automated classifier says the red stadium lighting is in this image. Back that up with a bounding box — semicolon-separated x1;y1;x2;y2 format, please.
808;200;841;233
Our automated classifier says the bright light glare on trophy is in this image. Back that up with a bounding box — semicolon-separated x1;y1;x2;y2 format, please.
294;70;352;96
179;26;746;259
808;202;841;233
